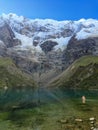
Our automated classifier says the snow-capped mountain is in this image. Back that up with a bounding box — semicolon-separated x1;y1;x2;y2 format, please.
1;13;98;53
0;13;98;75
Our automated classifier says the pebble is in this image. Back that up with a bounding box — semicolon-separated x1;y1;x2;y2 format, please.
90;117;95;121
75;118;83;122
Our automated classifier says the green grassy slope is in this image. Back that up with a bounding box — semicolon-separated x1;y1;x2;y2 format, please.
48;55;98;89
0;57;36;89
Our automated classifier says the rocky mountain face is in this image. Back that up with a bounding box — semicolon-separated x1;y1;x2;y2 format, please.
0;13;98;86
47;56;98;89
0;57;36;89
0;23;21;48
62;36;98;68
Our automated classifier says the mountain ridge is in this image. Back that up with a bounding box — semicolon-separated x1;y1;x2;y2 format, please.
0;57;36;89
1;13;98;54
47;55;98;89
1;13;98;51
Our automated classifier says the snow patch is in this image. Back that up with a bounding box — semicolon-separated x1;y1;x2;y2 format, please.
14;32;42;52
53;37;71;50
15;32;33;47
76;26;98;40
30;18;70;28
2;13;24;22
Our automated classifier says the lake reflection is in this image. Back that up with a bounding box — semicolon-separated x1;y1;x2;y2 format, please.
0;88;98;110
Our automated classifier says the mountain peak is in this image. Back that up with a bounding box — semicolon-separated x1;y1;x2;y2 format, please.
1;13;97;25
1;13;25;22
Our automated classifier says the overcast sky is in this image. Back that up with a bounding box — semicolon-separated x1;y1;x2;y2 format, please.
0;0;97;20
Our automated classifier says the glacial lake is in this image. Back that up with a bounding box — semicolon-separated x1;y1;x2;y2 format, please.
0;88;98;130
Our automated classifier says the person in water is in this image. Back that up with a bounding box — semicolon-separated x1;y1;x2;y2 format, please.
82;96;86;104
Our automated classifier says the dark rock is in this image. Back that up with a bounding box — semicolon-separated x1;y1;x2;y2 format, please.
0;40;7;56
0;23;21;48
62;36;97;67
33;36;41;46
11;55;39;73
40;40;58;53
61;29;73;37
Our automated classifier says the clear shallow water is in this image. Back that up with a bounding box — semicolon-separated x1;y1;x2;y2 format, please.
0;88;98;110
0;88;98;130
